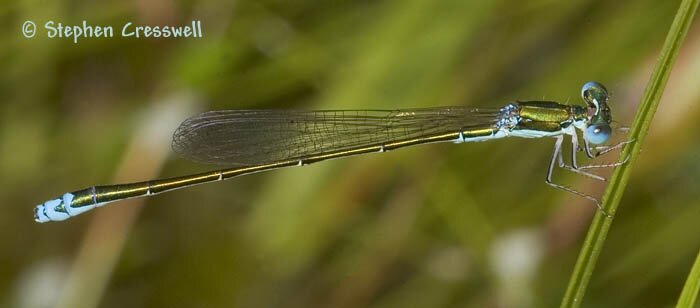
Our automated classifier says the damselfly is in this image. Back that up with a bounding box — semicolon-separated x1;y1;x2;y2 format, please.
34;81;631;223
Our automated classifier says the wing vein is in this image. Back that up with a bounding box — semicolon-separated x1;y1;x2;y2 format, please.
172;107;499;165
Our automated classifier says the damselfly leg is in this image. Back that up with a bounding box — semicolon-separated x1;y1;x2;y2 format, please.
545;130;633;217
583;126;631;158
545;135;612;217
579;138;634;171
564;124;634;174
557;129;606;181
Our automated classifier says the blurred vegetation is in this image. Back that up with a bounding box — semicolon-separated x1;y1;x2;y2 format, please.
1;0;699;307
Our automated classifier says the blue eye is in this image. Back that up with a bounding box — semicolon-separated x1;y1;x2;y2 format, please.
584;124;611;144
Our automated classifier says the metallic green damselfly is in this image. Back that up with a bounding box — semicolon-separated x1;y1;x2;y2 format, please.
35;81;630;222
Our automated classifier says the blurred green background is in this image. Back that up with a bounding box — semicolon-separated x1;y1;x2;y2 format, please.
2;0;700;307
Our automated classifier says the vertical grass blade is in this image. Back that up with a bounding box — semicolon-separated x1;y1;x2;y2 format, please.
676;248;700;308
560;0;700;307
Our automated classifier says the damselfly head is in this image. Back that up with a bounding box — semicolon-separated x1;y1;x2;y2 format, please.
581;81;612;144
581;81;608;101
581;81;611;119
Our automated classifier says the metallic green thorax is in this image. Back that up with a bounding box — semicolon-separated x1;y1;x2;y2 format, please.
499;101;588;137
512;101;588;133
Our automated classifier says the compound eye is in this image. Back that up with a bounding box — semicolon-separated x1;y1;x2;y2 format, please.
584;124;611;145
581;81;609;106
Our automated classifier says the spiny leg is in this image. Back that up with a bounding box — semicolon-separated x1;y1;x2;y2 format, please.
556;131;606;181
580;138;634;170
557;131;606;181
583;126;632;158
592;139;635;157
583;138;598;159
545;136;612;218
578;152;631;170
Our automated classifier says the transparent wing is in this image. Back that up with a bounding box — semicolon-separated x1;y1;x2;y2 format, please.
172;107;500;165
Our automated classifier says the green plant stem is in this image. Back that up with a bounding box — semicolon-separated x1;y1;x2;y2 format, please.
676;247;700;308
560;0;700;307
